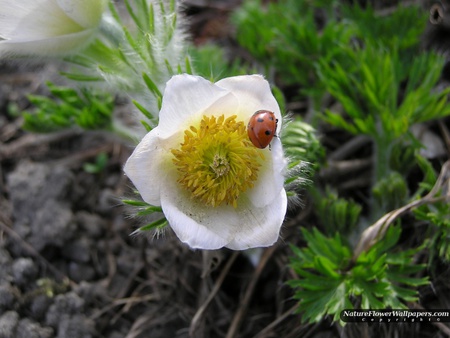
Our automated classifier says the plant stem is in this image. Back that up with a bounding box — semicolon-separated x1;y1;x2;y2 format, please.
371;133;394;219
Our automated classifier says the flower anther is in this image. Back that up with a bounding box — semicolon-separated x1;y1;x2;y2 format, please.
172;114;264;208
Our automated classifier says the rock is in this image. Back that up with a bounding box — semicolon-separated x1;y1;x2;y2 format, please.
96;188;117;214
0;284;16;311
7;161;73;226
45;292;85;328
30;294;52;321
62;238;91;263
0;248;12;283
6;161;76;251
75;281;109;304
75;211;105;239
0;311;19;338
31;200;75;250
56;314;95;338
68;262;96;283
12;257;38;288
16;318;53;338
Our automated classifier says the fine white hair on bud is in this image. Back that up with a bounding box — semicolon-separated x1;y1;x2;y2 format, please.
124;74;288;250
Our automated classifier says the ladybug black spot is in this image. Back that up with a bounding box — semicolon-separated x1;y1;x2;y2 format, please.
257;118;264;122
265;130;271;135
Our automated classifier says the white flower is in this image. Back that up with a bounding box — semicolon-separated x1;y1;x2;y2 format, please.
124;74;288;250
0;0;108;58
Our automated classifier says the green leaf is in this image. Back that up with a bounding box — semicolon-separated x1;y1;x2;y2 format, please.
142;72;162;99
132;100;155;122
83;153;108;174
136;217;168;232
289;225;427;323
23;82;114;133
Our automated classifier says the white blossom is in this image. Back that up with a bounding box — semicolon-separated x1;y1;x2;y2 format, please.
0;0;108;58
124;74;287;250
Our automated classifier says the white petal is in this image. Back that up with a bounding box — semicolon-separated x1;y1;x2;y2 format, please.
0;0;45;36
160;172;287;250
160;176;238;249
226;189;287;250
216;75;282;133
246;137;287;207
57;0;107;28
0;0;83;40
0;30;96;58
157;74;233;138
123;129;178;206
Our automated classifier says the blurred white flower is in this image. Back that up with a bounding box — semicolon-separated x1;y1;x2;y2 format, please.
0;0;108;58
124;74;288;250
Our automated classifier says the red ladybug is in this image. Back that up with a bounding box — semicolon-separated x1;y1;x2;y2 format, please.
247;110;278;149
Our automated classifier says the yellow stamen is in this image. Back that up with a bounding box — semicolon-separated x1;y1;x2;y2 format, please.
171;114;264;208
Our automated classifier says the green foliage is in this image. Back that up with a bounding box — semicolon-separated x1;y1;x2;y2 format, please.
415;202;450;263
281;117;322;201
413;158;450;262
313;189;362;234
189;44;250;81
122;198;168;233
63;0;189;128
233;1;427;106
83;153;109;174
282;117;324;166
414;154;438;197
289;226;428;324
389;141;417;175
233;0;355;98
343;4;427;51
319;46;450;193
23;82;114;133
372;171;408;213
232;0;447;328
319;48;450;141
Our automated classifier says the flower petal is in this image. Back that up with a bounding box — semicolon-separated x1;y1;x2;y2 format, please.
226;189;287;250
216;74;282;133
246;137;287;208
57;0;107;28
123;129;177;206
160;179;236;249
157;74;233;138
0;0;83;39
0;30;96;58
160;171;287;250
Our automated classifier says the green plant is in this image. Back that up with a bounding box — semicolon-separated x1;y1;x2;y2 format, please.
313;189;362;235
63;0;190;128
189;44;250;81
233;0;450;328
319;47;450;216
289;226;428;323
122;198;167;234
233;0;355;105
343;4;427;52
83;153;109;174
23;82;114;132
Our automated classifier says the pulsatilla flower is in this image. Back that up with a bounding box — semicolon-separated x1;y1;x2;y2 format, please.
124;74;287;250
0;0;108;58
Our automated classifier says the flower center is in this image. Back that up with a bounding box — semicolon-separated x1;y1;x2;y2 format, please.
171;114;264;208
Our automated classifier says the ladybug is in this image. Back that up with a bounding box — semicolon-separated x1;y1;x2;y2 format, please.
247;110;278;149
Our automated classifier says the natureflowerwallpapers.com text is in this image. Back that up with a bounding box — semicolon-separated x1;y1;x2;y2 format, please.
341;310;450;323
